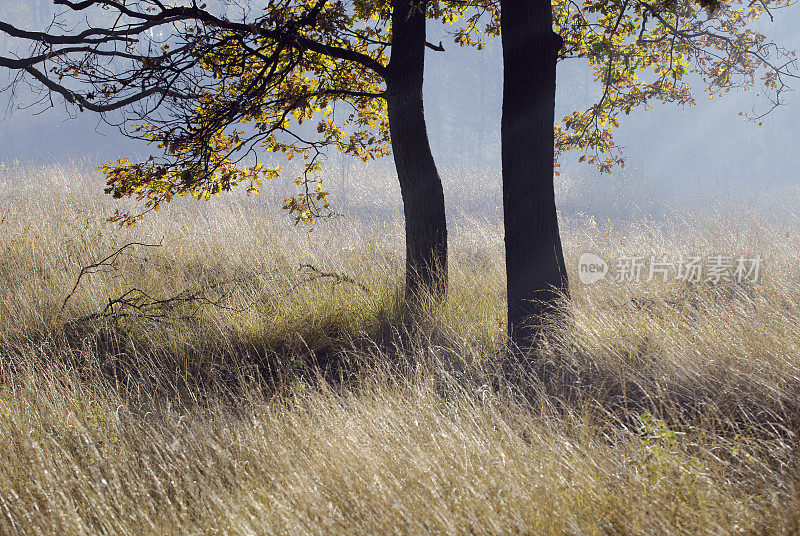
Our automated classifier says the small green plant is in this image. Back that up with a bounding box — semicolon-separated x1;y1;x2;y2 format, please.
638;412;710;510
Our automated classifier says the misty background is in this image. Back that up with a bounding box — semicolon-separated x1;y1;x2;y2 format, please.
1;0;799;223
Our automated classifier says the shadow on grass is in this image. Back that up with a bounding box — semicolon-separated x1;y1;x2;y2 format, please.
4;293;798;461
3;291;491;408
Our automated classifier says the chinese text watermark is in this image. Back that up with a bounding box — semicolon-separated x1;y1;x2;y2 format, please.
578;253;762;285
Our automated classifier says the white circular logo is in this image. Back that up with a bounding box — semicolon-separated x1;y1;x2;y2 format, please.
578;253;608;284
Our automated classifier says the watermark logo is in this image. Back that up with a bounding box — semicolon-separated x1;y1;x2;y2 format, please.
578;252;608;285
577;254;762;285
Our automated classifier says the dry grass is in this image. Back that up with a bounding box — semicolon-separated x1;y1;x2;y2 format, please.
0;162;798;535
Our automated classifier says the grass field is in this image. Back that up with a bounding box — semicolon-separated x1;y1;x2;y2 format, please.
1;162;798;535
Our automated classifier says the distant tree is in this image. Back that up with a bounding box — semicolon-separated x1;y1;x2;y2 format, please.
0;0;453;303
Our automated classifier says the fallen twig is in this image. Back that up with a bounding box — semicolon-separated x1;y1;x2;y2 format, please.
60;241;163;316
72;271;279;324
298;263;372;294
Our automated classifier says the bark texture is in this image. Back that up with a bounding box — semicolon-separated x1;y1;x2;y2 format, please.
501;0;569;348
386;0;448;303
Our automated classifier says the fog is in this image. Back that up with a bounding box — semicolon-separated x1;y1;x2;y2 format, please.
1;0;799;222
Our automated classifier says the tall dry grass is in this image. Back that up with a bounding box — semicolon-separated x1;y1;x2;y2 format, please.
0;161;798;535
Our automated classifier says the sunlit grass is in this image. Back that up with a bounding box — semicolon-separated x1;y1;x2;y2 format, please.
0;162;798;535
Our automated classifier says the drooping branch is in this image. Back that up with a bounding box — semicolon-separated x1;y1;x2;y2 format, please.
24;65;176;112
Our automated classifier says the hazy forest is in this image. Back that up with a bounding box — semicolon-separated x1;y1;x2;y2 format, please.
1;0;800;533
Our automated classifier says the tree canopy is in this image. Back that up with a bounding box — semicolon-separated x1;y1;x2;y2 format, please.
1;0;795;218
456;0;798;172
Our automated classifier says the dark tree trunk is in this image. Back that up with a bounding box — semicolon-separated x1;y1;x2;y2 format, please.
386;0;448;303
500;0;569;348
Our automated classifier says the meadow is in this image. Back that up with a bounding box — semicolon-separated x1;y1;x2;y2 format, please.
0;161;798;535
